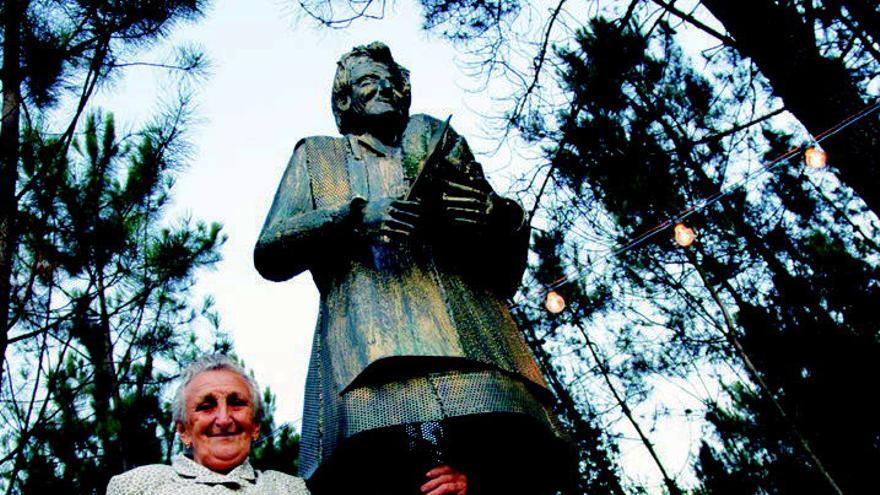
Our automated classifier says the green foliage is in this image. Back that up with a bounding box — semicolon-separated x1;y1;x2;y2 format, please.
3;85;294;495
504;3;880;493
8;0;209;109
1;1;301;493
420;0;520;41
0;105;227;494
250;388;301;475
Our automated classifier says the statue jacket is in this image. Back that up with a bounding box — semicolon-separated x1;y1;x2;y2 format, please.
254;114;560;479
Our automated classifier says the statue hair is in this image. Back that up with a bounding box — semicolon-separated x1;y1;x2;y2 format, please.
331;41;411;134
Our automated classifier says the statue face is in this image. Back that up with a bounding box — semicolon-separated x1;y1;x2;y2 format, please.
347;59;405;123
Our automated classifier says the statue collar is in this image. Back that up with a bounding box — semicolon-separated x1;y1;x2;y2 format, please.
349;133;400;158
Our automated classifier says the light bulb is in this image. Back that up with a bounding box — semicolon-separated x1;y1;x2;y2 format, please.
674;223;696;247
804;146;827;169
545;290;566;314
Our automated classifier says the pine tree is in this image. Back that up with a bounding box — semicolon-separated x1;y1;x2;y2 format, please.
250;388;301;475
1;3;221;491
1;107;227;493
0;0;210;391
699;0;880;216
536;11;880;495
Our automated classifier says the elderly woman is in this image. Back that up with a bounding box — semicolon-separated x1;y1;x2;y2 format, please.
107;355;467;494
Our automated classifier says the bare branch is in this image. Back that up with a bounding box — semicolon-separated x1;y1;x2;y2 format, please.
509;0;569;127
647;0;735;46
690;106;786;146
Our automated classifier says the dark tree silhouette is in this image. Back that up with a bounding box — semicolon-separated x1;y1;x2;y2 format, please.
0;0;210;390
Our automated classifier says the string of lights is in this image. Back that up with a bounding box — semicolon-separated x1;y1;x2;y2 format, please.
255;104;880;445
518;99;880;314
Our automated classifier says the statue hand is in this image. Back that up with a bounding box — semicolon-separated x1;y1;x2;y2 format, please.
421;465;467;495
440;179;497;231
355;197;421;242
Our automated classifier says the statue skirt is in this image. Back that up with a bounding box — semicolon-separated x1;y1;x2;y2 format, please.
299;354;573;495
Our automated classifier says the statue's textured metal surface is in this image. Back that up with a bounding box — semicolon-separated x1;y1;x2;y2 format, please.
255;42;569;495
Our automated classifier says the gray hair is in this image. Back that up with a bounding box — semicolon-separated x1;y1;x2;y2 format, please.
331;41;411;134
171;354;263;425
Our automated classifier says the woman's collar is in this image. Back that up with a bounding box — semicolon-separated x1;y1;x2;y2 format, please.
172;454;257;485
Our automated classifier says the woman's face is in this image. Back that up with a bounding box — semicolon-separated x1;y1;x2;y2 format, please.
177;369;260;473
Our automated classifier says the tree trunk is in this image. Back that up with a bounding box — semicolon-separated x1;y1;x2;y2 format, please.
0;0;26;388
577;323;683;495
688;251;846;495
520;319;627;495
702;0;880;215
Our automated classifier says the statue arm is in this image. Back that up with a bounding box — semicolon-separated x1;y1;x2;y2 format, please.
254;140;356;282
486;194;530;299
476;182;530;299
439;130;530;299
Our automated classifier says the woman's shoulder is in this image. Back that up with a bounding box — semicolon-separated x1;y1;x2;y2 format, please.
106;463;176;495
258;469;310;494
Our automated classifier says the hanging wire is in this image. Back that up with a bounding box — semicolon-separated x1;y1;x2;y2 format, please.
516;99;880;308
254;419;301;446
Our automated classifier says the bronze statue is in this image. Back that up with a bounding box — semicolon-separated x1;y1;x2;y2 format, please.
255;42;570;495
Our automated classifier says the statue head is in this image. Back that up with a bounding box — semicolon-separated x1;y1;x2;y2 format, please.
331;42;411;137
